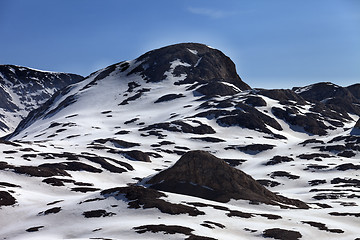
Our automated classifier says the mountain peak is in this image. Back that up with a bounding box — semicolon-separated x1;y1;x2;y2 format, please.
128;42;251;93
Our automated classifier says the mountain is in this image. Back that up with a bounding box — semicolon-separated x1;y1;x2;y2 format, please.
0;43;359;240
0;65;83;136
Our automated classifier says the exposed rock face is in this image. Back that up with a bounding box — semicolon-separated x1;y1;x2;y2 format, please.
146;150;308;209
0;65;83;135
128;43;251;92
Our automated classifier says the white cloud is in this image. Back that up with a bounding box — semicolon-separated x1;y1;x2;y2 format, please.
187;7;236;19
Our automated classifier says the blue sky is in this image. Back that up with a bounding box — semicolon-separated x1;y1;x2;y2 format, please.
0;0;359;89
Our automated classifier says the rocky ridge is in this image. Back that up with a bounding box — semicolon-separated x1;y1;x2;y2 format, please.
0;65;83;135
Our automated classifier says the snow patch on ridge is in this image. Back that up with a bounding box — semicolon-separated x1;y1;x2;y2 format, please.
187;49;198;55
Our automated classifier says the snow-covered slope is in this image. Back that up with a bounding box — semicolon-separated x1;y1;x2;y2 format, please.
1;43;359;240
0;65;83;136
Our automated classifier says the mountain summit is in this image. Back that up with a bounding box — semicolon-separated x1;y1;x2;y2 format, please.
129;43;251;93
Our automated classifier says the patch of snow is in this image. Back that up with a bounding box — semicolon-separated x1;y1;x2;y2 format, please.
194;57;202;68
187;49;198;55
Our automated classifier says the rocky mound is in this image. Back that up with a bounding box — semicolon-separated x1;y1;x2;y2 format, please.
146;150;308;209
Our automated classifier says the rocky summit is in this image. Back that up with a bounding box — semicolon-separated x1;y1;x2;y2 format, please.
0;43;359;240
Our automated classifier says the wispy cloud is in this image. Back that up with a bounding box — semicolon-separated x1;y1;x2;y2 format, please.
187;7;236;19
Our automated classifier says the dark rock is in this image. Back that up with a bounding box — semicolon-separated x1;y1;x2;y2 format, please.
270;171;300;180
223;158;246;167
71;187;100;193
94;138;140;148
0;182;20;188
235;144;275;154
154;94;185;103
257;179;281;187
336;163;360;171
83;209;115;218
301;221;344;233
328;212;360;217
202;221;225;229
299;139;325;146
304;164;329;171
226;210;253;218
298;153;332;160
14;165;70;177
40;162;102;173
26;226;44;232
124;118;139;125
120;150;151;162
338;150;356;158
83;155;130;173
101;186;204;216
191;137;225;143
262;228;302;240
119;92;143;105
0;191;16;206
43;207;61;215
2;150;18;154
316;144;346;153
134;224;193;235
331;178;360;187
0;161;15;170
47;200;63;205
146;150;308;208
133;224;217;240
140;120;215;135
265;156;294;165
0;140;21;147
115;130;130;135
42;178;75;186
308;179;327;186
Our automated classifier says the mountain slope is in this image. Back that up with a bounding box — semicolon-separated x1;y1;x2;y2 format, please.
0;43;359;240
0;65;83;135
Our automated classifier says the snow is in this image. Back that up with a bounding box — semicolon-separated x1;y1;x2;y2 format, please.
194;57;202;68
187;49;198;55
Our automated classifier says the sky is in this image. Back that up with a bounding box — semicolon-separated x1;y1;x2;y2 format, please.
0;0;359;89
